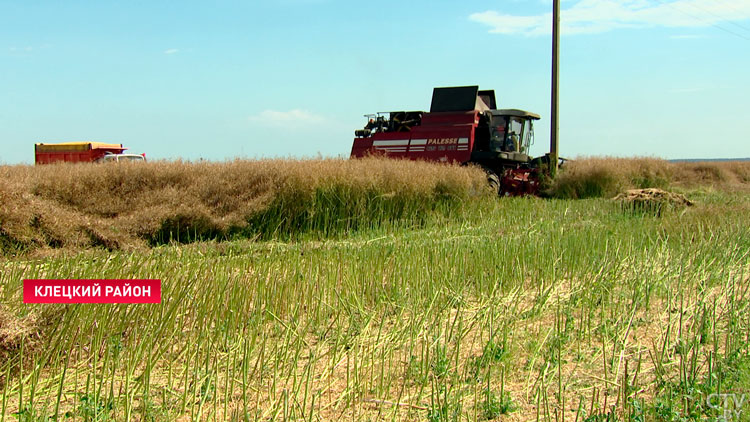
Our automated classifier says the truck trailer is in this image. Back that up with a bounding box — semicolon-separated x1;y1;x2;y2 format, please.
35;142;146;165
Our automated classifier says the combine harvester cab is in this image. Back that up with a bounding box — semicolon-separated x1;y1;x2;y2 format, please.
351;86;548;195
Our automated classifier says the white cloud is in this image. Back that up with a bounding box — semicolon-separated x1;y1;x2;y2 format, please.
470;0;750;36
164;48;179;55
248;109;327;128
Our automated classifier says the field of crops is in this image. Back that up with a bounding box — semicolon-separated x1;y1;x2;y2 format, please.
1;158;749;421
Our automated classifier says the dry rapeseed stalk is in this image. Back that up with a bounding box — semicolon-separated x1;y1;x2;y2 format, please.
0;158;488;254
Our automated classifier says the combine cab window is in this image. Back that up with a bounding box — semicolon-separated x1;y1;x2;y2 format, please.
490;125;506;150
506;118;524;152
487;116;507;153
486;116;535;154
523;121;534;154
509;118;523;137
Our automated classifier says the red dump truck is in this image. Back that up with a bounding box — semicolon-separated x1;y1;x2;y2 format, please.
34;142;146;165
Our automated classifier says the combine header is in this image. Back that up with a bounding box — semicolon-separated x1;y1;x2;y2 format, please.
350;86;554;195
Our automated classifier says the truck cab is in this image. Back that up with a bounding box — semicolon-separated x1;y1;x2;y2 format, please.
95;153;147;163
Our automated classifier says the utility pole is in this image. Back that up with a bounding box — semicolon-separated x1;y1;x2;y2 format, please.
550;0;560;176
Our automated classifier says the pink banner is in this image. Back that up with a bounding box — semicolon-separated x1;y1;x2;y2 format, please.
23;279;161;304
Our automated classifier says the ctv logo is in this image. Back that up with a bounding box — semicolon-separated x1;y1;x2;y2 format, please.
704;393;747;421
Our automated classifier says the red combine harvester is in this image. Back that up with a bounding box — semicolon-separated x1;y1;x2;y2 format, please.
350;86;553;195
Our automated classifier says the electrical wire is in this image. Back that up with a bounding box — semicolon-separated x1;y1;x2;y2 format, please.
678;0;750;33
698;0;750;29
654;0;750;41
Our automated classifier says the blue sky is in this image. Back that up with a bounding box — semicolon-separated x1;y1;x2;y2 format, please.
2;0;749;164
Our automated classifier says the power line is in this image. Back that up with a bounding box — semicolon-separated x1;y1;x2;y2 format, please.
679;0;750;33
700;0;750;29
655;0;750;41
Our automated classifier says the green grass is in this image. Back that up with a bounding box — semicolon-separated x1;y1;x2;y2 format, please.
1;191;749;421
